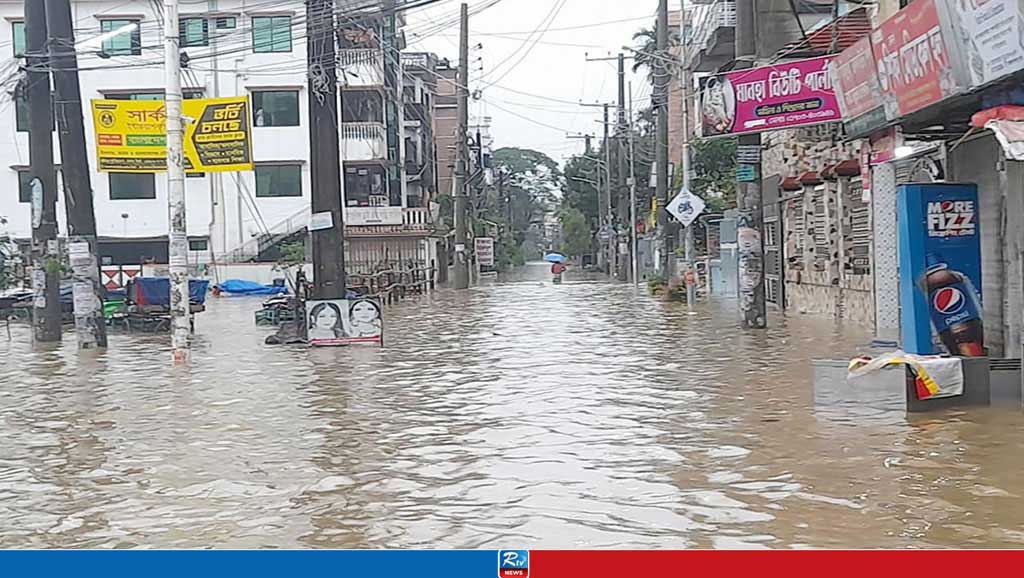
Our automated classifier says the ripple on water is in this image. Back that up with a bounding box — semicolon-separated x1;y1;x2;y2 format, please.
3;263;1024;548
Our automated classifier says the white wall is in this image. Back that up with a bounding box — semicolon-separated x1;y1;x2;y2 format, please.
0;0;397;259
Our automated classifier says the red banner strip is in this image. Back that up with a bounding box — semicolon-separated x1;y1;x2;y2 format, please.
530;550;1024;578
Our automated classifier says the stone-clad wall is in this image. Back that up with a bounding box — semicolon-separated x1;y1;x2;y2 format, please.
761;126;875;330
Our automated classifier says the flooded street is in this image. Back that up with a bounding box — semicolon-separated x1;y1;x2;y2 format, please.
4;262;1024;549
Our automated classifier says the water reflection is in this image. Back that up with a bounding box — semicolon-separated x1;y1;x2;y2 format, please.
2;262;1024;548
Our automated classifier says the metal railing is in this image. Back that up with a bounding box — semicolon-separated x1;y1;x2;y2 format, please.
348;267;435;306
341;122;386;142
222;205;311;263
338;48;380;67
689;0;736;57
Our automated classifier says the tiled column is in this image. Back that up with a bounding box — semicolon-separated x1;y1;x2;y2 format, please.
872;163;900;342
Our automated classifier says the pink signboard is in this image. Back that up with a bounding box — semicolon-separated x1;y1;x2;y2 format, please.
871;0;963;118
699;55;842;138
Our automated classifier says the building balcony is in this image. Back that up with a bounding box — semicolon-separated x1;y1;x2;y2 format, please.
346;207;434;236
688;0;736;72
341;122;387;161
339;49;384;87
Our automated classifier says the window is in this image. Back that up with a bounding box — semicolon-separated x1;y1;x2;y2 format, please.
12;21;25;58
105;91;203;101
188;238;209;251
17;170;32;203
109;172;156;200
16;91;54;132
344;164;387;207
216;17;237;30
100;19;142;56
255;164;302;197
252;16;292;53
252;90;299;127
180;17;209;47
341;91;384;123
17;170;60;203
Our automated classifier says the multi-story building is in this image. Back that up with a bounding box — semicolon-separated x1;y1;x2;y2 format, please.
0;0;441;279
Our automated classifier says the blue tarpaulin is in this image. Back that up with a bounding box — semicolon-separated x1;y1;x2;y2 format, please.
130;278;209;307
218;279;289;296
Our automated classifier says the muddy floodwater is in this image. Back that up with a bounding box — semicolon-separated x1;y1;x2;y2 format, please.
3;263;1024;549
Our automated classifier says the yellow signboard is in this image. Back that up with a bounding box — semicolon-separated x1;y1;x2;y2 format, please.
91;96;253;173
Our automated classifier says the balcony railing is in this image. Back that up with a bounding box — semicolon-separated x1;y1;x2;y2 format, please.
689;1;736;55
341;122;387;160
339;49;383;86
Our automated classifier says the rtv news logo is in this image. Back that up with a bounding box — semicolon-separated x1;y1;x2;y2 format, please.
498;550;529;578
927;200;976;238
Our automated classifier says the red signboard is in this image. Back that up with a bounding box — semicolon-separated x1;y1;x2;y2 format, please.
831;36;883;120
871;0;962;117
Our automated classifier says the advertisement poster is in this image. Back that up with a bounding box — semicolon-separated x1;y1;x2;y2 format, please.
945;0;1024;88
699;55;841;138
872;0;966;118
91;96;253;173
306;298;384;347
475;237;495;267
830;36;888;136
897;183;985;356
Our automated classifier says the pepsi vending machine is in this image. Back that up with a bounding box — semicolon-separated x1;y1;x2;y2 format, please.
897;183;985;356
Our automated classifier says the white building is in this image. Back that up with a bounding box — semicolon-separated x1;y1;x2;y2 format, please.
0;0;441;277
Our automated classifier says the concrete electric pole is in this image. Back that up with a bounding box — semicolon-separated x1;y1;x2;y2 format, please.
164;0;190;362
680;1;696;309
735;0;767;329
655;0;671;278
453;2;471;290
47;0;107;349
307;0;347;300
25;0;61;343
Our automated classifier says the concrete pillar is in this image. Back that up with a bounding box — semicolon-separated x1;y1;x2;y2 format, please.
872;163;900;343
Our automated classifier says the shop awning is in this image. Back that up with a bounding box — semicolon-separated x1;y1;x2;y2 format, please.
971;105;1024;161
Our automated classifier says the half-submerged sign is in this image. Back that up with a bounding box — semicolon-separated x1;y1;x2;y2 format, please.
306;298;384;347
91;96;253;173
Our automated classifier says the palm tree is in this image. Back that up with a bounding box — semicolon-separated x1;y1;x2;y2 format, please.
631;26;680;85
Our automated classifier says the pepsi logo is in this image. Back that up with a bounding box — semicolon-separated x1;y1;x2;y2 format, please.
933;287;966;315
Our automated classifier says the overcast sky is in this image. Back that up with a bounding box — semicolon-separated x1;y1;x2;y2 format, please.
407;0;681;164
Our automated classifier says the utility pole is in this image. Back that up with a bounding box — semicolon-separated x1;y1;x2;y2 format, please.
616;53;629;281
452;2;470;290
735;0;767;328
628;82;638;288
602;104;612;275
47;0;107;349
655;0;671;277
164;0;190;362
681;1;696;309
308;0;346;299
25;0;61;343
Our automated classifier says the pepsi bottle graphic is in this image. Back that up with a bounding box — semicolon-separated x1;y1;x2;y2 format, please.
919;253;985;357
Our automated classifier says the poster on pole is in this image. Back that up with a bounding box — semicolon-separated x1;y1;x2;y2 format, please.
665;188;706;228
306;298;384;347
91;96;253;173
475;237;495;268
699;55;842;138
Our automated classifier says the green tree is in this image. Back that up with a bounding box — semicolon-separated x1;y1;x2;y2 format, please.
476;147;562;268
0;217;16;290
631;26;680;85
559;207;591;259
688;137;737;213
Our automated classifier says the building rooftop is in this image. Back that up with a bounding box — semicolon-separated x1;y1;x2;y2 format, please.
776;7;870;59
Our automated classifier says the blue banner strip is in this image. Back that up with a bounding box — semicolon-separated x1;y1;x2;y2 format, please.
0;550;499;578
